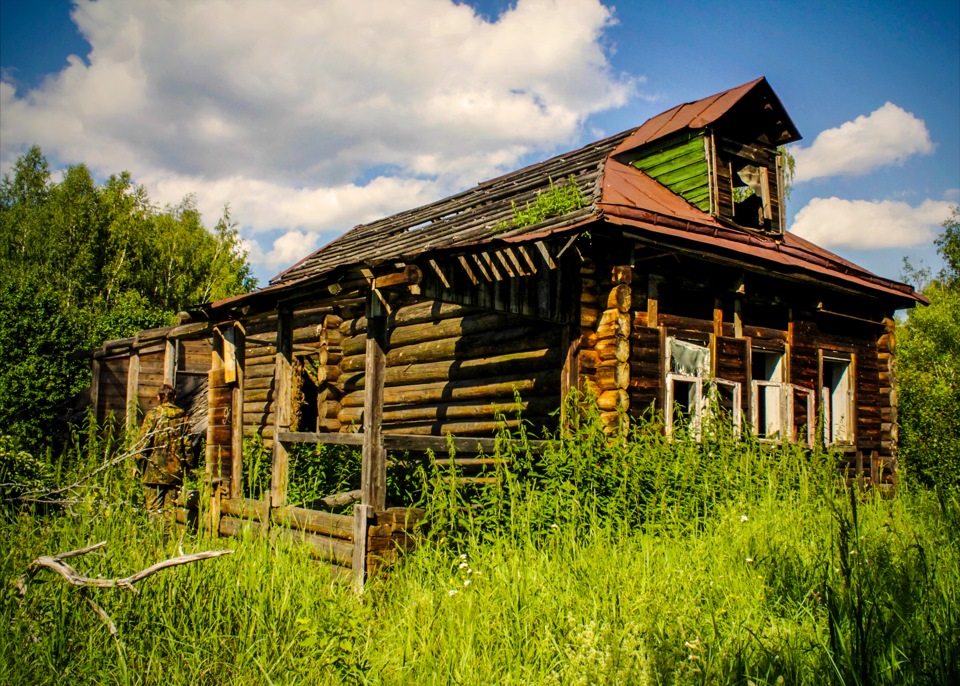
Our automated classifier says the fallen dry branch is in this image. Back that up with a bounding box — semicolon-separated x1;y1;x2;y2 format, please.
16;541;233;641
17;541;233;596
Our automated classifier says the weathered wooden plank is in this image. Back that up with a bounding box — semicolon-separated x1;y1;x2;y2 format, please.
340;371;560;408
273;504;355;540
362;292;387;511
271;309;293;506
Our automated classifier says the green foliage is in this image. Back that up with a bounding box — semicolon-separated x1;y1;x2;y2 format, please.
493;175;587;233
2;414;958;684
0;435;53;501
0;278;91;448
0;147;256;452
898;206;960;488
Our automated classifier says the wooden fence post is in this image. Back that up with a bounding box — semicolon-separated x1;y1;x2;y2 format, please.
163;338;178;386
231;325;246;499
352;504;371;592
125;352;141;433
271;308;294;506
361;290;387;511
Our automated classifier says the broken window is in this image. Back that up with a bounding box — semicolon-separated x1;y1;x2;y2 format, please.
292;354;320;432
749;348;815;445
822;355;854;445
714;137;782;235
751;349;785;440
664;337;741;439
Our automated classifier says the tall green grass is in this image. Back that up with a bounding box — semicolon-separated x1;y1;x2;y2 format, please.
2;407;958;684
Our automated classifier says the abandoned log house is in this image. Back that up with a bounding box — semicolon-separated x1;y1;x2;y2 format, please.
80;77;925;582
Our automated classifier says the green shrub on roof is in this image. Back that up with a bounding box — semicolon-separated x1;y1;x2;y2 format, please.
494;175;587;233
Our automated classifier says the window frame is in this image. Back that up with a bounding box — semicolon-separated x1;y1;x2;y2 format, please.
821;353;855;446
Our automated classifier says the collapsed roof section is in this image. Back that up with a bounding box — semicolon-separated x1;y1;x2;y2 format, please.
211;77;922;315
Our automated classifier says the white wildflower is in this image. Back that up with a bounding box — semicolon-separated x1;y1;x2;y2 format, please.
463;579;471;587
448;590;458;596
740;515;749;522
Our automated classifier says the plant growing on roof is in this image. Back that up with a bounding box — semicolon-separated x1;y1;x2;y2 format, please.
493;175;587;234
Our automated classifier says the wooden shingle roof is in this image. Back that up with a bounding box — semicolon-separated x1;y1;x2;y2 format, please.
271;127;636;284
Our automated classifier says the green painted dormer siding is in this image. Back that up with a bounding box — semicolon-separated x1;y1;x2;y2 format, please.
630;131;711;212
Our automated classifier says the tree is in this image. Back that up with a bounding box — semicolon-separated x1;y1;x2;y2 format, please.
897;206;960;488
0;147;257;451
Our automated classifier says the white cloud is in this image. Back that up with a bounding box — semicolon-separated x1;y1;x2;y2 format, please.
789;197;953;249
791;103;933;182
0;0;635;279
1;0;632;185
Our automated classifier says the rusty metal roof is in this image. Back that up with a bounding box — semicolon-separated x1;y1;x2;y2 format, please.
611;77;801;156
220;78;920;312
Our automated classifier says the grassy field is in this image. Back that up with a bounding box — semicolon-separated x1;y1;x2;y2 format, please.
2;415;958;685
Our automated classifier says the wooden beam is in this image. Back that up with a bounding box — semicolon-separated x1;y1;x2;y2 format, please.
163;338;178;386
278;430;549;454
222;325;237;384
231;325;245;499
733;297;743;338
374;265;422;290
457;255;479;285
361;290;388;511
278;431;364;446
647;275;660;327
270;308;294;506
352;504;371;592
167;321;211;340
125;353;140;433
90;359;101;423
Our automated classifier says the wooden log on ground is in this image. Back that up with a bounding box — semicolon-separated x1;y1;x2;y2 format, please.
221;498;269;522
219;515;265;537
272;527;353;567
272;505;355;540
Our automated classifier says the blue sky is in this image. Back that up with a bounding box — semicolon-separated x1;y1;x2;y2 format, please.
2;0;957;288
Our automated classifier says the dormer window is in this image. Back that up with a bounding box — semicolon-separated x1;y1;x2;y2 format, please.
712;137;783;236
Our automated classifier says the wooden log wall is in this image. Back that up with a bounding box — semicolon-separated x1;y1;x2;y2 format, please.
337;300;562;436
241;308;335;446
877;319;897;486
216;497;423;580
136;348;165;417
96;355;129;420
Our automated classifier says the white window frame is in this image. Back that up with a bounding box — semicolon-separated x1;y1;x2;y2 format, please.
666;373;742;441
665;373;705;440
821;356;854;446
750;381;815;446
710;377;743;438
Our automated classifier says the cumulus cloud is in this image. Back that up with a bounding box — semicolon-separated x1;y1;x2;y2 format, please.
0;0;633;187
791;103;933;182
789;197;952;249
0;0;635;280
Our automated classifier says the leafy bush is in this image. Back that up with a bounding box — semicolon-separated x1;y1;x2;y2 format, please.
898;206;960;488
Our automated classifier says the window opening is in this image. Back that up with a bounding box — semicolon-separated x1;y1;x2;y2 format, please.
822;356;853;445
751;349;784;440
789;385;816;447
709;378;742;438
293;354;320;432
